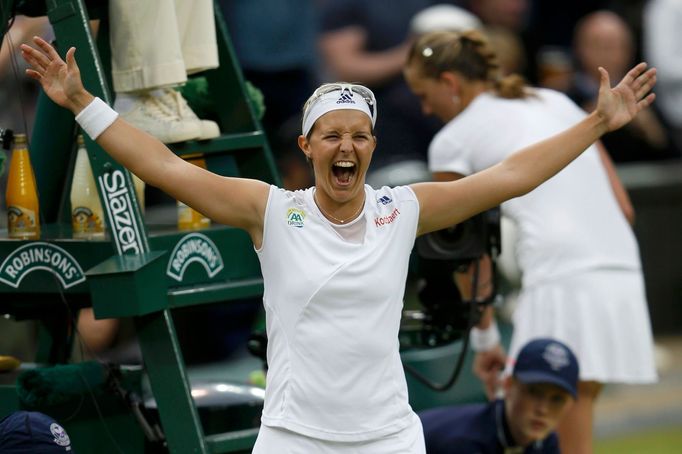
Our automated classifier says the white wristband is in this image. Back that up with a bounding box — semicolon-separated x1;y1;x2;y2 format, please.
470;319;501;352
75;97;119;140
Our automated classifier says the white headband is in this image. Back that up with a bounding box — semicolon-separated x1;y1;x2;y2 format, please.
302;84;376;137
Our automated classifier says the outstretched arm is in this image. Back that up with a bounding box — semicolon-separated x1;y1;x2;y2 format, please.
412;63;656;236
20;37;269;245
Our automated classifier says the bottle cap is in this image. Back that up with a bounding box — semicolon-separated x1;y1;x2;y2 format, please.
14;133;27;145
77;134;84;146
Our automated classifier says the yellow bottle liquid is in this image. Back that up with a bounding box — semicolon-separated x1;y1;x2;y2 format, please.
6;133;40;239
132;172;145;213
177;155;211;230
70;135;105;239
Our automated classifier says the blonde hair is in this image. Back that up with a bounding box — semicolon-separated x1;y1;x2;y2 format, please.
407;29;528;99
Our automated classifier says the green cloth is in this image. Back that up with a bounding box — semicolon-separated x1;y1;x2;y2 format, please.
244;80;266;120
179;77;266;121
16;361;107;408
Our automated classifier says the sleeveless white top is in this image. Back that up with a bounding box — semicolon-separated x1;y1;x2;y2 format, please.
256;184;419;441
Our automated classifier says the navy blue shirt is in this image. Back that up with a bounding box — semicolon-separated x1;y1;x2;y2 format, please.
419;399;560;454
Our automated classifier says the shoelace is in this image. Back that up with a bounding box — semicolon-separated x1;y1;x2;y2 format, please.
142;94;180;121
160;89;198;120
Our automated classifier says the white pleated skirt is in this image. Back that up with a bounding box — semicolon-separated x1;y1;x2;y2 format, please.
506;268;658;384
252;413;426;454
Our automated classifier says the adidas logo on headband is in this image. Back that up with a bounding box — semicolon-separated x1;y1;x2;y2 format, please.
302;83;377;136
336;87;356;105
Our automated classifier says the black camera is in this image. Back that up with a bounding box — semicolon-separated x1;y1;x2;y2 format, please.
402;208;503;390
415;207;501;265
406;207;501;347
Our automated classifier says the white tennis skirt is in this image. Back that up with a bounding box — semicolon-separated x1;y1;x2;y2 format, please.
252;413;426;454
506;268;658;384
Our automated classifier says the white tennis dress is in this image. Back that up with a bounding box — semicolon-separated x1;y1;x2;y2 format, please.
429;89;657;384
253;184;426;452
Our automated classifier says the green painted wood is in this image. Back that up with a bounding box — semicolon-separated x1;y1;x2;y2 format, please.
170;132;266;155
135;310;208;453
86;251;168;318
1;2;279;452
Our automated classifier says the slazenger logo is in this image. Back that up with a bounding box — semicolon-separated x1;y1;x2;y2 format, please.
0;242;86;289
98;170;146;255
374;208;400;227
166;233;224;282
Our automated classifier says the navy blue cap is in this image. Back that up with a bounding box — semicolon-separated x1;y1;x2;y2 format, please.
513;338;579;399
0;411;74;453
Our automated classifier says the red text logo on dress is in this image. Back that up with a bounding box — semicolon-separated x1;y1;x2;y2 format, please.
374;208;400;227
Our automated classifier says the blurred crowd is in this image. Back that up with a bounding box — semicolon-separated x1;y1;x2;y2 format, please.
1;0;681;193
221;0;682;188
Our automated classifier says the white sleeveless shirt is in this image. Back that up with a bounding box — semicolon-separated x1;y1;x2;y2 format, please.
256;184;419;441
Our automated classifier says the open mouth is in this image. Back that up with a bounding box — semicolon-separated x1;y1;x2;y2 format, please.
332;161;357;185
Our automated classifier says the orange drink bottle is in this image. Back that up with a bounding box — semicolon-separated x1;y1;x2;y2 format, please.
6;133;40;239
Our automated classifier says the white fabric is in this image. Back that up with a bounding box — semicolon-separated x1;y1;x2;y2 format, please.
320;196;367;243
506;269;657;383
75;97;119;140
252;413;426;453
429;89;641;288
109;0;218;93
302;85;375;136
410;4;482;35
429;88;657;383
256;184;420;442
470;319;501;352
643;0;682;128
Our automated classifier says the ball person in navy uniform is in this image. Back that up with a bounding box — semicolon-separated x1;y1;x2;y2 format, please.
420;338;579;454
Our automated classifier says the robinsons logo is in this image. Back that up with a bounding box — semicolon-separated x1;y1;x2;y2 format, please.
0;243;86;289
166;233;224;282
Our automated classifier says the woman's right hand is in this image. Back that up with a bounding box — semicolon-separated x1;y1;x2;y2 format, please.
20;36;91;113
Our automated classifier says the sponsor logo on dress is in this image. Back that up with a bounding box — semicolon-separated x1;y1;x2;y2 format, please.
0;243;86;289
543;343;571;371
166;233;224;282
374;208;400;227
377;195;392;205
287;208;306;228
98;170;146;255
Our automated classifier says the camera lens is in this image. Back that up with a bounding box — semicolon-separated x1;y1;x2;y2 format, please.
429;222;471;250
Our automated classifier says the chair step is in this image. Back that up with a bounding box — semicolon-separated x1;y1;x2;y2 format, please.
167;277;264;308
170;131;267;158
205;427;260;453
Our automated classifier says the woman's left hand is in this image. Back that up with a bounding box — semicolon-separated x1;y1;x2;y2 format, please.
596;62;657;133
